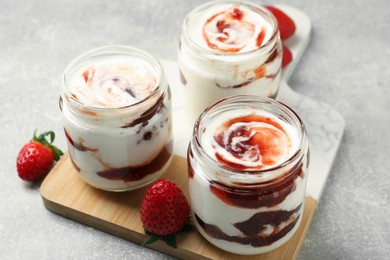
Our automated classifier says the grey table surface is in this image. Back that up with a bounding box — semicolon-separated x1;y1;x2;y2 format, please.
1;0;389;259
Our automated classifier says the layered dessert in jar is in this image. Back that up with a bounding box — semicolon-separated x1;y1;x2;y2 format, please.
178;0;282;126
187;96;309;254
60;46;173;191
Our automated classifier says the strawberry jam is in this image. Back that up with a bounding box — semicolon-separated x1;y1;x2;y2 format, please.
97;142;173;182
212;114;292;171
202;6;268;53
194;203;301;247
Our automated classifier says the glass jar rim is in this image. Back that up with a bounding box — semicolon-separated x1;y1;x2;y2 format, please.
192;95;307;178
181;0;279;59
62;45;166;112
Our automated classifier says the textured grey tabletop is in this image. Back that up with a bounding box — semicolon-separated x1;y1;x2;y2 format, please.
1;0;389;259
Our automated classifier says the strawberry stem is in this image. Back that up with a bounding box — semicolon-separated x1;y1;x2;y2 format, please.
32;130;64;161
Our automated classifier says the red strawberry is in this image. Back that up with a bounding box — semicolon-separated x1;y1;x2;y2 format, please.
140;179;191;248
17;131;63;181
265;6;296;40
282;44;293;68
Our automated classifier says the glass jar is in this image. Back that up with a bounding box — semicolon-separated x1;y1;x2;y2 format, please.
187;95;309;255
60;46;173;191
178;0;282;126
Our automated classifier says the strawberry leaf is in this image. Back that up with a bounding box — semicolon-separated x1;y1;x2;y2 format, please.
48;131;55;143
50;145;64;161
163;234;177;249
142;224;193;249
37;131;55;144
142;233;160;246
32;130;64;161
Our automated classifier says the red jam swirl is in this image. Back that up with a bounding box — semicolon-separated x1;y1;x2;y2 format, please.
202;6;267;53
97;142;173;181
65;129;173;182
213;114;292;171
70;61;157;109
195;203;301;247
210;160;304;208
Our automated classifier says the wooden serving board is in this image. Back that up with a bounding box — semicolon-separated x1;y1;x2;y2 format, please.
41;153;317;260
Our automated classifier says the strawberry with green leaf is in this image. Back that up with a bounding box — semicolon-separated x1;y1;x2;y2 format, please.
17;130;63;182
140;179;191;248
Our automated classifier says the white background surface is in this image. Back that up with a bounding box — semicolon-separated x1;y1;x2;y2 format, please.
0;0;389;259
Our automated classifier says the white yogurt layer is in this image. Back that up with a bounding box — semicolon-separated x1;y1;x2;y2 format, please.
188;3;273;53
68;56;158;108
